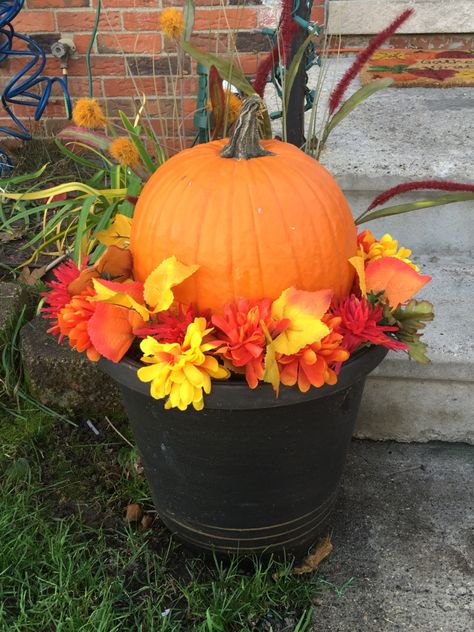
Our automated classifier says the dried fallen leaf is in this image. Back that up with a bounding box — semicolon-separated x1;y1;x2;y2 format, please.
141;514;153;530
293;535;333;575
125;503;143;523
19;264;49;286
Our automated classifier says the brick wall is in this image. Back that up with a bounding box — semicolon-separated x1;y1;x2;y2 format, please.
1;1;470;144
0;0;327;144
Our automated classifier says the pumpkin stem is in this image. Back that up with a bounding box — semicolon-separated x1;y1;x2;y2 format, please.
220;96;274;160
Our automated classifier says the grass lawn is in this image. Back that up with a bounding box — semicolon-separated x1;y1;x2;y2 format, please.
0;408;352;631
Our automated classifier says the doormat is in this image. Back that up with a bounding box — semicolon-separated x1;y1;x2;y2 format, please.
360;49;474;87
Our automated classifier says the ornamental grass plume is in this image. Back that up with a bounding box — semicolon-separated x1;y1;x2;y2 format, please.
253;0;298;97
366;180;474;211
329;8;414;114
159;7;184;40
72;98;107;129
109;137;140;169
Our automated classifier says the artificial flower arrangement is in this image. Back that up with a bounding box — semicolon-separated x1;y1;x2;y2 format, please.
41;98;434;413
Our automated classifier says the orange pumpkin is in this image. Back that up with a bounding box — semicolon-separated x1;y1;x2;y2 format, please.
131;97;357;313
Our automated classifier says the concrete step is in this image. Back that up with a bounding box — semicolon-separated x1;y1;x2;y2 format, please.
356;253;474;443
265;57;474;254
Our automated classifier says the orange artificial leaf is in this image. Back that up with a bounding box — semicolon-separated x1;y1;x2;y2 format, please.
95;214;132;248
91;278;149;321
365;257;431;307
271;287;332;355
209;65;225;139
348;255;367;295
68;268;99;295
88;302;144;362
96;245;133;282
144;256;200;313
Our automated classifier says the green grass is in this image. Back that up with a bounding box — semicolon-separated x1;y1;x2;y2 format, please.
0;408;351;631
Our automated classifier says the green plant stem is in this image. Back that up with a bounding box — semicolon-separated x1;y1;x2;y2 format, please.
86;0;101;98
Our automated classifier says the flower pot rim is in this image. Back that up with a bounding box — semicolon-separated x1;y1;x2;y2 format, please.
99;344;388;410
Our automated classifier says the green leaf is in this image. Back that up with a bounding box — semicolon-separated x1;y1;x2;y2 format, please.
355;192;474;225
0;163;48;188
73;196;97;266
118;173;142;218
181;41;256;96
118;111;156;174
325;78;394;136
55;139;101;171
183;0;195;41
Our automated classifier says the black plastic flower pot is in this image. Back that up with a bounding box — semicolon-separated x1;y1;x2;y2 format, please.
100;345;387;558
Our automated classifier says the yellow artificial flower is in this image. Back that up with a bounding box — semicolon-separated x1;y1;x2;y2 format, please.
109;137;140;169
159;8;184;40
137;317;230;411
357;230;419;271
72;98;107;129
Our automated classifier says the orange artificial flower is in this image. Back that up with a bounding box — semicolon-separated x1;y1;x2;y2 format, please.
278;315;349;392
109;137;140;169
159;8;184;39
72;98;107;129
57;287;100;361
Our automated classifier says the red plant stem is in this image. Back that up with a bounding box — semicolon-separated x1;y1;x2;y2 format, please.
367;180;474;211
253;0;299;97
328;8;414;114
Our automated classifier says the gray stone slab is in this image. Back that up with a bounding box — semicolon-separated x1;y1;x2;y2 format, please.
20;316;125;419
356;253;474;443
312;440;474;632
0;282;29;335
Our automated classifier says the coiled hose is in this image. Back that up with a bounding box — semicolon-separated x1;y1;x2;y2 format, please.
0;0;71;171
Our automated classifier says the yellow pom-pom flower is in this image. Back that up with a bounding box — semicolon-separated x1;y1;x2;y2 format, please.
159;8;184;40
137;317;230;411
72;98;107;129
224;91;242;124
109;137;140;169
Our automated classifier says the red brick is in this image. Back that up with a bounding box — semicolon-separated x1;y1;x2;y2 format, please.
102;76;167;98
310;6;325;26
11;10;55;32
27;0;90;7
92;0;156;6
56;9;121;32
194;8;257;31
97;33;161;54
122;10;160;32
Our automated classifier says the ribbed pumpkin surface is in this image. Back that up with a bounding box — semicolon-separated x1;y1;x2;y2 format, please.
131;138;357;313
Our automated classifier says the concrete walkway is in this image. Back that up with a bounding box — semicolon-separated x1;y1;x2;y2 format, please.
313;440;474;632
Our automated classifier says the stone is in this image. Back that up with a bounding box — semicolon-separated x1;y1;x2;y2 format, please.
0;282;29;336
20;316;125;419
311;440;474;631
326;0;474;35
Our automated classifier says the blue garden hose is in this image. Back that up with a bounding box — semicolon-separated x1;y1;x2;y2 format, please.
0;0;71;171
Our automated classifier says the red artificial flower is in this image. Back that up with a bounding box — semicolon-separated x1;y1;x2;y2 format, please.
278;314;350;392
57;287;100;361
331;295;407;353
211;298;288;389
134;304;200;344
42;259;83;340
